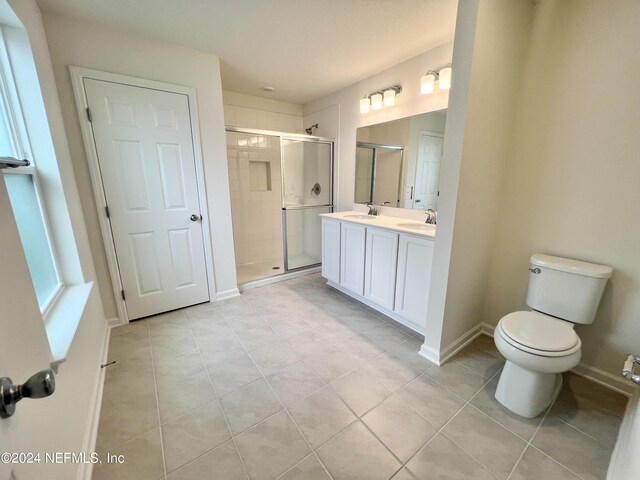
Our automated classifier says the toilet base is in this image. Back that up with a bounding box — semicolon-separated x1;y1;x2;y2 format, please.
495;360;563;418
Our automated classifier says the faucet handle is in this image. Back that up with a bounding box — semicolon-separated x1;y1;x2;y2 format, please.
424;209;437;224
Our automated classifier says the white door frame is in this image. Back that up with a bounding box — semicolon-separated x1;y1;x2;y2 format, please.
70;66;216;325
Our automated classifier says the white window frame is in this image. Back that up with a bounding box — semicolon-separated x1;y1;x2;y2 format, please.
0;26;63;315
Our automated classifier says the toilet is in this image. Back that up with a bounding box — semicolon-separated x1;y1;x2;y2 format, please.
494;254;612;418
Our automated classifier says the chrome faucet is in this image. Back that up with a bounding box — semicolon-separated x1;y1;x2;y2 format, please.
425;209;437;224
366;203;379;216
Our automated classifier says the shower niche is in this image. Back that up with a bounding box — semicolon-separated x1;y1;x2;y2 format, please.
226;129;333;284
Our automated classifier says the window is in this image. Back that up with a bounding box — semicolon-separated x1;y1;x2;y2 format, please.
0;27;62;313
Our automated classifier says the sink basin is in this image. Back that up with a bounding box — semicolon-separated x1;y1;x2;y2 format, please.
396;223;436;232
344;214;377;220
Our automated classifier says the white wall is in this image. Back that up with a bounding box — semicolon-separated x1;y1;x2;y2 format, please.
1;1;108;478
223;90;304;133
427;0;533;358
482;0;640;377
42;11;239;316
303;42;453;212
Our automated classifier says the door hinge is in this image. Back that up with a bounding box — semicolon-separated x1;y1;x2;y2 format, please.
121;290;126;301
86;107;92;122
105;205;110;218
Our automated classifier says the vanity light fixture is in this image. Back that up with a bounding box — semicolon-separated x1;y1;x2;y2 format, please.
420;64;453;94
360;85;402;114
420;70;438;94
360;96;371;114
383;86;401;107
371;92;383;110
439;64;452;90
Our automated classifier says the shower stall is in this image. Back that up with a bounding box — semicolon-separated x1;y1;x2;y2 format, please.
226;128;333;285
354;142;404;207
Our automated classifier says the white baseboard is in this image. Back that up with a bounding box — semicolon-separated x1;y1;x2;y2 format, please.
572;363;636;397
215;288;240;301
106;317;120;328
481;322;495;336
441;324;485;364
479;322;635;397
419;343;442;365
77;320;111;480
239;267;320;292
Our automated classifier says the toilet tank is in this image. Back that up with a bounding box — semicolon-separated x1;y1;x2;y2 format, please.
526;254;612;324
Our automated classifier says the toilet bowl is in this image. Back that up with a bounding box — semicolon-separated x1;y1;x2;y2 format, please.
492;254;612;418
494;311;581;418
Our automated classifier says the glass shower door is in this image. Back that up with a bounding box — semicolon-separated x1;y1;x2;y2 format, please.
281;138;333;271
226;131;285;284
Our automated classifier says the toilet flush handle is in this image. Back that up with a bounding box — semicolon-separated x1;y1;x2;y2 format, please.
529;268;541;274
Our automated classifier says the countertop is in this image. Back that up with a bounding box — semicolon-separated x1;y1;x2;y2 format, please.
320;211;436;238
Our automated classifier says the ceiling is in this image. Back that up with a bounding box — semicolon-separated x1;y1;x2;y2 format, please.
36;0;458;105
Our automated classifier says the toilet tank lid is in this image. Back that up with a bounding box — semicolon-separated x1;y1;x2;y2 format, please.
530;254;612;279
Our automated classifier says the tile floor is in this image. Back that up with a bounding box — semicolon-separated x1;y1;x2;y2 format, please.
93;272;627;480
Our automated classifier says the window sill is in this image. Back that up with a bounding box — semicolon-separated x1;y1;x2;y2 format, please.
43;282;93;371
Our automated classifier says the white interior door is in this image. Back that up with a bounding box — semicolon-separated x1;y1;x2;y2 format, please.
84;79;209;320
413;133;443;210
0;178;55;479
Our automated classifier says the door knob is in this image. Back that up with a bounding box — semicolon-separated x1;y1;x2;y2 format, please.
1;369;56;419
190;214;202;222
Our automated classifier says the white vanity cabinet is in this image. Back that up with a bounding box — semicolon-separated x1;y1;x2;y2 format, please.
339;222;367;295
394;234;434;329
364;227;398;310
320;214;434;335
321;218;341;284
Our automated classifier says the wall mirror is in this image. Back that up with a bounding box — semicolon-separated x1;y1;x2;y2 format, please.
355;109;446;210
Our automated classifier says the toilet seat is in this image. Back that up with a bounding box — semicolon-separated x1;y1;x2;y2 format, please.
497;311;581;358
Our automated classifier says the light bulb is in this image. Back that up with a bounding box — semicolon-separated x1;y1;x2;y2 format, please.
371;93;383;110
439;65;452;90
421;72;436;94
360;96;370;114
383;89;396;107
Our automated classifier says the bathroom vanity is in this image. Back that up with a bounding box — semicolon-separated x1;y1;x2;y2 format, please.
320;211;435;334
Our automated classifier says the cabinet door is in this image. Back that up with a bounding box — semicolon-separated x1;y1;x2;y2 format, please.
321;218;341;283
340;222;366;295
394;234;434;328
364;227;399;310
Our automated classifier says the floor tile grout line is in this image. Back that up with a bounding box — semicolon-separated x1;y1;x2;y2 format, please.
229;283;416;477
526;444;587;480
551;411;619;450
233;298;338;479
272;452;331;480
401;368;504;479
504;387;595;480
505;398;555;480
252;292;432;386
147;315;170;480
183;308;252;480
214;294;336;477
